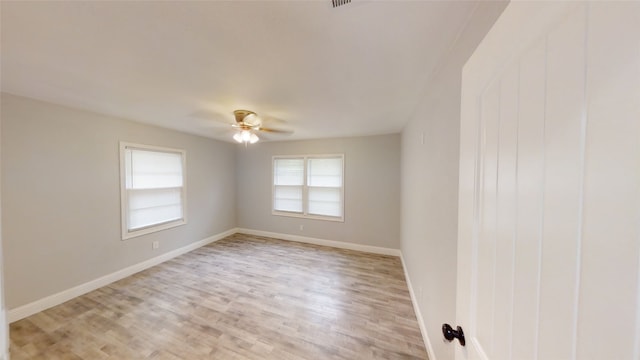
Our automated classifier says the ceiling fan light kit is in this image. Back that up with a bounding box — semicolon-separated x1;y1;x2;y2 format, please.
233;130;259;144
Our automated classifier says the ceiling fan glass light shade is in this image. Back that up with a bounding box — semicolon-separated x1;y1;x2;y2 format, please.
233;130;259;144
241;130;251;142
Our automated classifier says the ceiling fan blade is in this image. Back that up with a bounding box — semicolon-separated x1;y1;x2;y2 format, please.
259;114;288;127
200;121;233;129
189;109;230;123
258;126;294;134
189;109;239;133
210;128;237;139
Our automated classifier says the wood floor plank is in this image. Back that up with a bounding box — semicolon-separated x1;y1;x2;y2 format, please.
10;234;428;359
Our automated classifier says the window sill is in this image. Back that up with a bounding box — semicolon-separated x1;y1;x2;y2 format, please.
122;219;187;240
272;211;344;223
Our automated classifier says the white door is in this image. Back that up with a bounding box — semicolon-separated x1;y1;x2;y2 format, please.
456;2;640;360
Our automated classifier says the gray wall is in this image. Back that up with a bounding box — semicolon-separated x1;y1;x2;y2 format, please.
400;2;507;359
237;135;400;249
0;105;7;359
1;93;237;309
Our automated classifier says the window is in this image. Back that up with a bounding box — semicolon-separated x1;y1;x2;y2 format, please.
120;142;186;239
273;155;344;221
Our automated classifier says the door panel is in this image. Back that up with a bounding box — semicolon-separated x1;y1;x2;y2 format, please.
537;6;586;360
511;38;545;360
457;2;640;359
492;62;518;360
475;79;500;357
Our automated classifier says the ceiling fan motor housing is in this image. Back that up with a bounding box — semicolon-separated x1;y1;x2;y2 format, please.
233;110;257;125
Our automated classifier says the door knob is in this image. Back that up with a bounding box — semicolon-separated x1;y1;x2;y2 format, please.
442;323;465;346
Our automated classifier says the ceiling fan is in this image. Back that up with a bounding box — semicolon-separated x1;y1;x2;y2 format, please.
231;109;292;145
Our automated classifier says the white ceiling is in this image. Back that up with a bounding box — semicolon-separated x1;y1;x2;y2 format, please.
1;1;481;142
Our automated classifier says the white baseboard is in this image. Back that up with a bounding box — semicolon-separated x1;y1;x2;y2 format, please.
236;228;401;257
400;253;436;360
8;228;238;323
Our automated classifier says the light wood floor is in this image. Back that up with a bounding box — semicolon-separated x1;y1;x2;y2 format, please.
10;233;427;359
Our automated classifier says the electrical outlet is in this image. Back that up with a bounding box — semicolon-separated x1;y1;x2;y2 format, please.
299;224;304;231
152;241;159;250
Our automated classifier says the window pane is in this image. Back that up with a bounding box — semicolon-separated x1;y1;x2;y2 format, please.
272;155;344;220
308;187;341;217
274;185;303;212
128;148;183;189
308;158;342;187
274;158;304;186
128;188;183;230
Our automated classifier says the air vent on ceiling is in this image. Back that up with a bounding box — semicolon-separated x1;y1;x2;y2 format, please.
332;0;351;8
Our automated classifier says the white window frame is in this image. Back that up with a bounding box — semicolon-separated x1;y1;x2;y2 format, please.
272;154;345;222
120;142;187;240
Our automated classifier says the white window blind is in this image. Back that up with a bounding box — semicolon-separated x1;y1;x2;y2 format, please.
121;143;186;239
273;158;304;213
272;155;344;221
307;157;343;217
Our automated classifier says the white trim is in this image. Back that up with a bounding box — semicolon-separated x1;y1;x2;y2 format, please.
237;228;400;256
400;254;436;360
8;228;237;323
